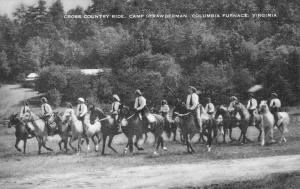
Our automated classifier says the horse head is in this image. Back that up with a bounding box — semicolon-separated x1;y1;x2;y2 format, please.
8;113;19;128
259;100;269;113
89;106;105;124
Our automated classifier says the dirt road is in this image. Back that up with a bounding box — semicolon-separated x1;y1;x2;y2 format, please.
0;84;39;120
1;154;300;189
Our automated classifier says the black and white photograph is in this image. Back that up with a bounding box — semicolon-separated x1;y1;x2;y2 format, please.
0;0;300;188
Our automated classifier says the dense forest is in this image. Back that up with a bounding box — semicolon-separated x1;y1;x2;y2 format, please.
0;0;299;108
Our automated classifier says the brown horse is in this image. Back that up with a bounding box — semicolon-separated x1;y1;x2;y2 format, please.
232;102;252;144
174;105;216;152
118;107;166;155
89;106;121;155
8;113;34;154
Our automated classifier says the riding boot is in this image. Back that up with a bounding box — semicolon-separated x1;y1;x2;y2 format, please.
46;122;51;135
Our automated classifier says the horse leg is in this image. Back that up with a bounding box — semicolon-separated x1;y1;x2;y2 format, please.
23;139;27;154
36;137;42;154
77;136;82;154
58;140;63;151
95;134;101;151
14;138;21;152
86;137;90;152
144;133;148;144
42;137;53;152
91;135;97;152
69;136;77;152
229;128;235;141
108;135;118;153
173;126;177;141
206;128;212;152
129;137;134;153
101;135;107;155
134;135;144;151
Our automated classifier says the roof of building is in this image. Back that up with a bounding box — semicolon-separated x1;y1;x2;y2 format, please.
80;69;111;76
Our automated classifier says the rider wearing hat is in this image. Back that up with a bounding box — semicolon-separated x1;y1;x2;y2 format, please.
76;97;88;135
186;86;202;132
247;93;257;126
20;100;35;136
111;94;122;132
160;99;171;127
134;89;146;118
205;97;215;116
270;92;281;126
228;96;238;113
41;97;53;135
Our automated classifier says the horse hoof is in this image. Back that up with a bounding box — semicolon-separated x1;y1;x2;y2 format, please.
123;148;128;154
153;151;159;156
163;147;168;151
87;145;90;152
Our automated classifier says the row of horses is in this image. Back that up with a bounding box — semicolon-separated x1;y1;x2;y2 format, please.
7;100;290;156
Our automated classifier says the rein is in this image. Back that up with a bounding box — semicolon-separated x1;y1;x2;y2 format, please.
174;112;191;117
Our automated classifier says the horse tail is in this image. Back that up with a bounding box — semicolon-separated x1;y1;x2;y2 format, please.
282;113;290;133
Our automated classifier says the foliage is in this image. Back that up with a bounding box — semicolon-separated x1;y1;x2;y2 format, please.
46;88;62;107
0;0;299;106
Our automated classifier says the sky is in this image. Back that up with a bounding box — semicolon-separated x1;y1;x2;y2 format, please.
0;0;92;18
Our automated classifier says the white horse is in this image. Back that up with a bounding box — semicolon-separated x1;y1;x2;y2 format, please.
26;111;54;154
276;109;290;143
259;101;275;146
62;109;101;153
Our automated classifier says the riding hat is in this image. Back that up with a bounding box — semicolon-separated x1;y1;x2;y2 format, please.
112;94;120;101
271;92;278;97
135;89;142;96
78;97;85;102
188;86;197;93
41;97;48;103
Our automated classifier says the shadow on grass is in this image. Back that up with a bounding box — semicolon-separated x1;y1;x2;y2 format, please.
173;171;300;189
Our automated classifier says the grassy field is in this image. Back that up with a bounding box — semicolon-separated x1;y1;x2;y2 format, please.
1;84;300;188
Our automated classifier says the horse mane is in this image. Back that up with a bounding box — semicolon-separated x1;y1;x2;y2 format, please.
236;102;250;119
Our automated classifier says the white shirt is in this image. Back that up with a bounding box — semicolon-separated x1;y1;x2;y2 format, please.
160;105;170;113
205;103;215;113
186;93;199;110
134;96;146;110
270;98;281;108
247;98;257;110
20;106;30;118
111;101;121;114
41;103;53;116
76;103;87;117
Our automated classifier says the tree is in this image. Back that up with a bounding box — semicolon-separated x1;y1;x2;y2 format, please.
0;50;10;81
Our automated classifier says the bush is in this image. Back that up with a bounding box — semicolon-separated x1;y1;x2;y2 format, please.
35;65;68;93
46;88;62;107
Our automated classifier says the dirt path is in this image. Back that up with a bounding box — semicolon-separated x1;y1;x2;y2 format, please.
1;154;300;189
0;84;39;120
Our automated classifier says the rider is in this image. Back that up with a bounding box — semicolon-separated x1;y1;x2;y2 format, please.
186;86;202;132
111;94;122;132
64;102;74;131
20;100;35;136
41;97;53;135
270;92;281;126
160;99;170;127
246;93;257;126
228;96;238;113
205;97;215;116
76;97;88;136
134;89;152;129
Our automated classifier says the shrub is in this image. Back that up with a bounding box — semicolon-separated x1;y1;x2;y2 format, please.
46;88;62;107
35;65;68;93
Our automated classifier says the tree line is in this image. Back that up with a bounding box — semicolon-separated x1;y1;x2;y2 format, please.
0;0;299;108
